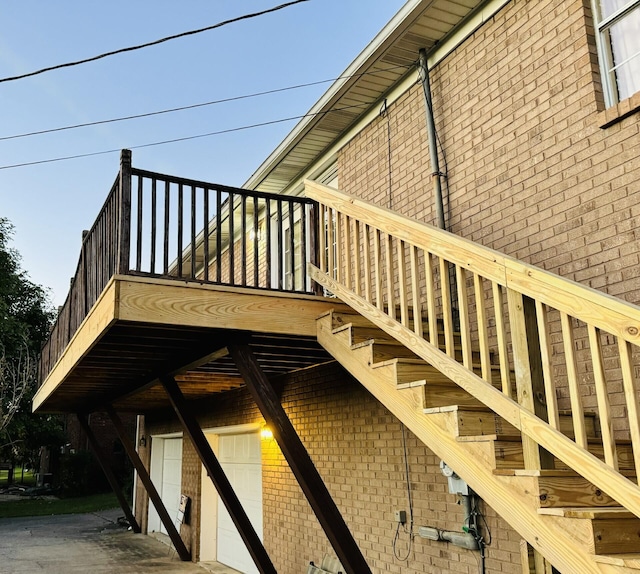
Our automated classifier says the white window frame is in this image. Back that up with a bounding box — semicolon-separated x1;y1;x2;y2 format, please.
592;0;640;105
319;166;339;297
283;218;304;291
269;164;339;293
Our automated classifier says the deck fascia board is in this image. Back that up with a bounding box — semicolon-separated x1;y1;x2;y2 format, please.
33;278;120;412
116;276;347;336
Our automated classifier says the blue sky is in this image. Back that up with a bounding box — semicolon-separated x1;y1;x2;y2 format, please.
1;0;406;306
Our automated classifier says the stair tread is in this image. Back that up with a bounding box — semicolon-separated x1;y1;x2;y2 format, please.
371;356;500;373
397;381;427;389
494;468;636;478
457;434;498;443
423;404;492;414
469;434;629;444
316;309;336;320
373;357;433;367
422;406;598;418
593;554;640;569
538;507;637;519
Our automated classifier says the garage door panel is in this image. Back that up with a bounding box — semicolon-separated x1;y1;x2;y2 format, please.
162;462;181;486
248;435;261;460
164;438;182;459
244;466;261;497
150;437;182;537
217;433;262;574
161;484;180;511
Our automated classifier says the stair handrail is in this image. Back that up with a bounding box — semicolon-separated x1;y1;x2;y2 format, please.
305;179;640;519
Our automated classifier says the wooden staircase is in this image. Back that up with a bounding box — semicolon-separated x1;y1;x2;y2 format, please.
317;308;640;573
305;181;640;574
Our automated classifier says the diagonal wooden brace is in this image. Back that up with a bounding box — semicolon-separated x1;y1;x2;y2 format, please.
228;343;372;574
104;406;191;561
160;375;276;574
76;413;141;534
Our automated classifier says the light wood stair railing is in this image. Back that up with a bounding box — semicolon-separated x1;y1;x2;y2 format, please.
305;180;640;573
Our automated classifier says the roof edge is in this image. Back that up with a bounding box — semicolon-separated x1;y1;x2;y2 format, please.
242;0;433;191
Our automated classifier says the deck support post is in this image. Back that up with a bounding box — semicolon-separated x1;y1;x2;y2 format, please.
228;343;372;574
75;413;141;534
159;375;276;574
103;406;191;561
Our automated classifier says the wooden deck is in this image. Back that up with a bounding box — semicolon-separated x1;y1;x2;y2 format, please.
35;153;334;414
34;275;347;413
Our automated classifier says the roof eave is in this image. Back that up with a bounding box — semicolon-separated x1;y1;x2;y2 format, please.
242;0;435;191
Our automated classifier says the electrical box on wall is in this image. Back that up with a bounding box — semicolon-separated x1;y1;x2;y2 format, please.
439;460;469;495
394;509;407;524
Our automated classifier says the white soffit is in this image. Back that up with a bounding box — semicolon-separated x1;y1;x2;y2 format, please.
243;0;488;195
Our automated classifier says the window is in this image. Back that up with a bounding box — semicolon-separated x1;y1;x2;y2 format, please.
283;220;303;291
593;0;640;105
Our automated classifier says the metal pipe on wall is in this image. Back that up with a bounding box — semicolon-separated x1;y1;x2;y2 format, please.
419;48;446;231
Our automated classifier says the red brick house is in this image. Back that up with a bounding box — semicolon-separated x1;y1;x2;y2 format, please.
35;1;640;573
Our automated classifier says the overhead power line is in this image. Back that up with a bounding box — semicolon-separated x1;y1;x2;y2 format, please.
0;102;370;171
0;0;309;84
0;63;413;142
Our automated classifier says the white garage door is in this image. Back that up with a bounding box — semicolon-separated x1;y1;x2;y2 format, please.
217;433;263;574
149;437;183;535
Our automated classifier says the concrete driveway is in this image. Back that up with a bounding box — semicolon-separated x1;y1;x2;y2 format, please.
0;508;208;573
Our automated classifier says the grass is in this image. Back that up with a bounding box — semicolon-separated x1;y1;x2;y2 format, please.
0;492;120;518
0;468;36;487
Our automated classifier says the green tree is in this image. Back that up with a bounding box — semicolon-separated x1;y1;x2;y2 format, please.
0;217;62;479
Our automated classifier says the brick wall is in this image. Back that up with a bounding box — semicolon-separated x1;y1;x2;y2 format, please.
338;0;640;435
340;0;639;302
141;362;523;574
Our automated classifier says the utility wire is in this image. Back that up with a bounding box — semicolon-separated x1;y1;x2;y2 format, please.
0;0;309;84
0;102;370;171
0;63;413;142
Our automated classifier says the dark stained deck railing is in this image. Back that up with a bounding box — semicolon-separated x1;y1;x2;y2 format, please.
39;150;319;385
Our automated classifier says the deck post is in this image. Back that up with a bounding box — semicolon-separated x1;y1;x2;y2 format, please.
104;406;191;561
160;375;277;574
506;290;553;470
75;414;141;534
117;149;132;274
522;296;554;469
228;343;372;574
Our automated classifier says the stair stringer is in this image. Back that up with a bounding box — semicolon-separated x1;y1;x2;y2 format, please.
308;263;640;522
317;313;609;574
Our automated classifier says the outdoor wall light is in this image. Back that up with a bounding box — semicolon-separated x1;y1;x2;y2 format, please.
139;435;147;447
249;227;263;242
260;427;273;440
